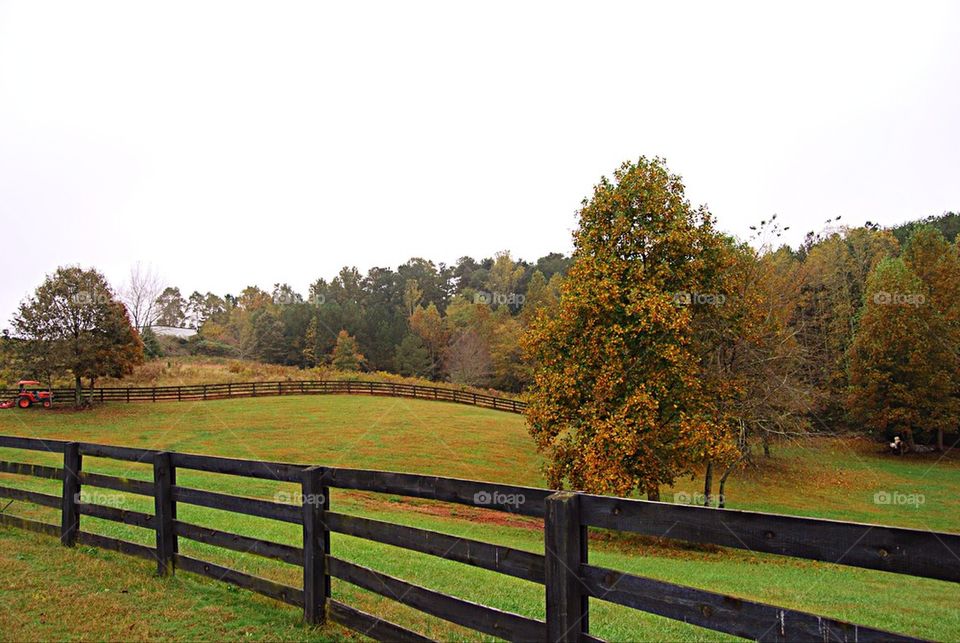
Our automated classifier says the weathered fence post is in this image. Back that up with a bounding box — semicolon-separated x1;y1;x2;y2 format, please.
60;442;81;547
545;491;588;642
302;465;330;625
153;452;176;576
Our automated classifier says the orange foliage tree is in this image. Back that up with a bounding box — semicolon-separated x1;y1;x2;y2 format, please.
522;158;738;499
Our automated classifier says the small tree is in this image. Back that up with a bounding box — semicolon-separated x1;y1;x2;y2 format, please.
302;317;321;367
122;263;163;333
141;326;163;358
409;303;449;379
394;334;432;377
445;329;493;386
331;330;364;371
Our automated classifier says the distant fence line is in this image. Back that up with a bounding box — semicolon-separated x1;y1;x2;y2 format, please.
1;434;956;641
1;380;526;414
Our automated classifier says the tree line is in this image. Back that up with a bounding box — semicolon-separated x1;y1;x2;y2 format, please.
134;253;570;393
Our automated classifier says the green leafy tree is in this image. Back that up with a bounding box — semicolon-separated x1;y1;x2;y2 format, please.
245;309;287;364
394;333;432;377
13;267;144;405
140;326;163;358
154;286;187;326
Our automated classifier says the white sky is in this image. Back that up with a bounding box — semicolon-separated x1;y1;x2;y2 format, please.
1;1;958;326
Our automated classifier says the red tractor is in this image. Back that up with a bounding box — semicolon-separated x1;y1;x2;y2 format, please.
1;381;54;409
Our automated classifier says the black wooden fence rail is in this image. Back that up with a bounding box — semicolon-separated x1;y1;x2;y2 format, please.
0;434;957;642
1;380;526;414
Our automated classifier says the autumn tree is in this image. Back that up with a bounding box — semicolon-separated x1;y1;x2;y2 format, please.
409;303;449;379
901;226;960;450
12;267;144;405
793;228;899;423
332;330;364;371
847;258;956;448
302;317;321;367
445;328;493;386
523;158;736;499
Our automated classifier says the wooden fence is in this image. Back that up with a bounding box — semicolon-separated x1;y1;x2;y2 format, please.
0;380;526;414
0;434;957;641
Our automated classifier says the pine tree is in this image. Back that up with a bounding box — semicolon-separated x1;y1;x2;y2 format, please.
302;317;320;367
331;330;364;372
394;334;432;377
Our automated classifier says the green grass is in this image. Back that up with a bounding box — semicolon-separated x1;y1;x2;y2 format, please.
1;395;958;641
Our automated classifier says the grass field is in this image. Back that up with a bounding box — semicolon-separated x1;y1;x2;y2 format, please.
1;395;958;641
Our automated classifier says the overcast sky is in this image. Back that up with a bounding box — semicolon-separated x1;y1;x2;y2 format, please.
1;1;958;326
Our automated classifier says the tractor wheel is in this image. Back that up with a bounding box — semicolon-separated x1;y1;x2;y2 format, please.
18;397;31;409
42;400;52;409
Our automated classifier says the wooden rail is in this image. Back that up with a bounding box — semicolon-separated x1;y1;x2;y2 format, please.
0;380;526;414
0;434;956;641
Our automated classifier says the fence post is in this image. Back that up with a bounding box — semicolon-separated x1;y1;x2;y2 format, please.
545;491;588;642
127;387;131;403
153;452;176;576
60;442;81;547
302;465;329;625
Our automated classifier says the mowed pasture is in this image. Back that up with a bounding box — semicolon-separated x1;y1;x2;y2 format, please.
1;395;958;641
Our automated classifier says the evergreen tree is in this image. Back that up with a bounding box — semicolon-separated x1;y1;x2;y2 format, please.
331;330;364;371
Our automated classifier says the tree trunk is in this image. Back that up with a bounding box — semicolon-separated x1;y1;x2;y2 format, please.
718;467;734;509
646;484;660;502
761;432;771;458
74;375;82;408
703;461;714;507
903;429;916;452
937;428;944;452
